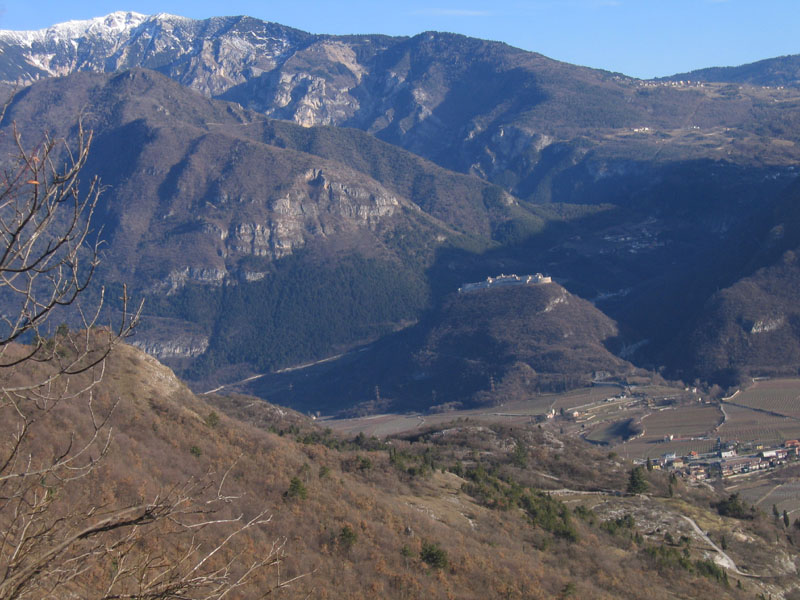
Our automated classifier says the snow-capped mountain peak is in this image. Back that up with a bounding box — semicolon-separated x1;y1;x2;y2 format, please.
0;12;312;98
0;11;150;46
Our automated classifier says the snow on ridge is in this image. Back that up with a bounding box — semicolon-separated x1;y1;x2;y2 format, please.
0;12;151;46
151;13;194;22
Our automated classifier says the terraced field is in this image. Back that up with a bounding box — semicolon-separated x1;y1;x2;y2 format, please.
729;379;800;419
728;464;800;517
549;387;625;411
327;386;630;437
643;404;724;439
612;404;722;458
619;439;717;459
718;404;800;445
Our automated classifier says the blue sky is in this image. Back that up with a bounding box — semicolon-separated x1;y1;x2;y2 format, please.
0;0;797;79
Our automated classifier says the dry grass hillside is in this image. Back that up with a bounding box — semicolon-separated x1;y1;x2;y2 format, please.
2;339;800;598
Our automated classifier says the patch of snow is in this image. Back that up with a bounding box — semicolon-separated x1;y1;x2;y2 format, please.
0;12;150;46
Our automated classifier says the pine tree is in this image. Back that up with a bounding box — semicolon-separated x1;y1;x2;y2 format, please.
627;466;649;494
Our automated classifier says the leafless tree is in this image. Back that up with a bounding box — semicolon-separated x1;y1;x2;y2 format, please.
0;121;302;597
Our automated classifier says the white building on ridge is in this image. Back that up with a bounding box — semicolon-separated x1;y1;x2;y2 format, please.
458;273;552;294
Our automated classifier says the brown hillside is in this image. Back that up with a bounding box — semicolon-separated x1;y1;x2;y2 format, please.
4;340;797;598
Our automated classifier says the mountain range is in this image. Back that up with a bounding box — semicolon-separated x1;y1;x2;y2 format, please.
2;12;800;411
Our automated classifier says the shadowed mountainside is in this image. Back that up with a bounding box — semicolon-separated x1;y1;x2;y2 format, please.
238;281;645;416
672;178;800;385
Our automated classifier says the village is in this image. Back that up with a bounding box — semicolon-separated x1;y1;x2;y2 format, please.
643;439;800;480
558;379;800;484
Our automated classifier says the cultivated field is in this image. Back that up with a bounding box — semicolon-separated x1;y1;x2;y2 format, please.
617;436;718;461
584;418;639;445
549;386;624;411
328;379;800;456
728;379;800;419
608;403;721;459
718;403;800;446
642;404;723;439
327;386;627;437
727;464;800;517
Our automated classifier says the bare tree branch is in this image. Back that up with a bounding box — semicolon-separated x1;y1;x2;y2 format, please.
0;120;299;598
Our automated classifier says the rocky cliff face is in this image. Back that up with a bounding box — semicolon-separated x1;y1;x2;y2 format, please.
148;164;402;291
0;68;467;296
114;147;407;294
0;13;375;128
7;12;800;199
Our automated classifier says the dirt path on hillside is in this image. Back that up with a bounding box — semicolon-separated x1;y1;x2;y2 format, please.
681;515;758;578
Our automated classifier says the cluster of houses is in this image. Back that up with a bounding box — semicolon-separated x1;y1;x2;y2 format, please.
647;439;800;480
457;273;552;294
637;79;707;89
